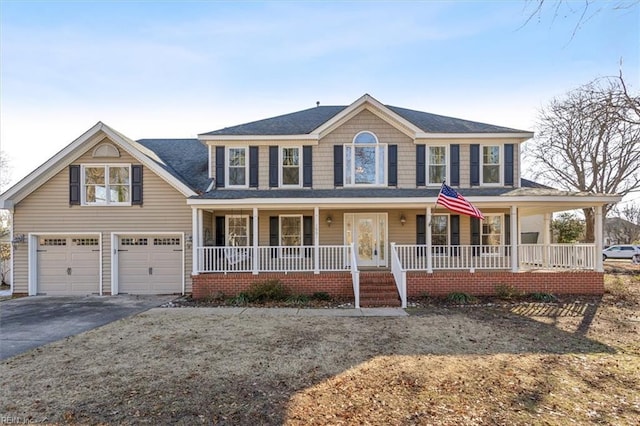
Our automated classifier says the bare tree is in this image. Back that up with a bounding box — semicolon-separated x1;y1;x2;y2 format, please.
0;151;10;192
608;202;640;244
526;74;640;242
522;0;639;40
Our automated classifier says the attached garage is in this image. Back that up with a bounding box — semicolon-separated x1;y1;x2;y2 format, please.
36;235;101;295
115;234;183;295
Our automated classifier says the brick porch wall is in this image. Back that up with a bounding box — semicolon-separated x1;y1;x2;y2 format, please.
191;272;354;299
191;270;604;299
407;271;605;296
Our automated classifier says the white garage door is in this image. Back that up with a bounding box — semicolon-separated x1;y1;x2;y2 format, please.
117;235;182;294
37;236;100;295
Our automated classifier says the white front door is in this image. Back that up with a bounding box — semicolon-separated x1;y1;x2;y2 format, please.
345;213;387;267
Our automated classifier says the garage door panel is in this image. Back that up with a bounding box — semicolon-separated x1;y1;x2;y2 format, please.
118;235;182;295
38;236;100;295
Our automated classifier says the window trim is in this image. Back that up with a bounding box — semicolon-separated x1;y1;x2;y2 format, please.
480;144;502;186
344;131;388;187
279;214;303;258
225;214;250;247
426;145;449;186
81;164;132;206
279;146;302;188
481;214;504;255
226;146;249;188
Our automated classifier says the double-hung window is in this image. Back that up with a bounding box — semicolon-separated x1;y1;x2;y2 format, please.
226;215;249;247
82;165;130;205
344;131;387;186
481;214;502;255
280;147;301;187
431;214;449;255
427;146;447;185
227;147;248;187
481;145;501;185
280;215;302;257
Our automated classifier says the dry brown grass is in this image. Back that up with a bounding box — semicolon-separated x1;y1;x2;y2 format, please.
1;271;638;425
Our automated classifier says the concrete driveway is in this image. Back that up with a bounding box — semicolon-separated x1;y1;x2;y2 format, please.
0;294;176;360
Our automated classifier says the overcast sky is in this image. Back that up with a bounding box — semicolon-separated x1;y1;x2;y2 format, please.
1;0;638;192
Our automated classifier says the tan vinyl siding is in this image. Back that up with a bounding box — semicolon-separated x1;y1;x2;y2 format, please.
314;110;414;189
12;141;192;294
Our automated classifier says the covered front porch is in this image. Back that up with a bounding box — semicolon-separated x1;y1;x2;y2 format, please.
188;196;610;308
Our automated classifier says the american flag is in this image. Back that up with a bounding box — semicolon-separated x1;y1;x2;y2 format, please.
436;183;485;219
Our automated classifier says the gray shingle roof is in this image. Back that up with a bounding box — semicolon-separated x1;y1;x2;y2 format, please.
190;181;553;200
136;139;210;193
202;104;529;136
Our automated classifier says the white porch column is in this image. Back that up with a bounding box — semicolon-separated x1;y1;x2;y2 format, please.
253;207;259;274
191;207;200;275
510;205;518;272
314;207;320;274
595;205;604;272
426;206;433;273
543;213;551;268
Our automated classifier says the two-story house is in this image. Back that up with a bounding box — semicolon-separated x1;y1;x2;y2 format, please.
0;95;620;306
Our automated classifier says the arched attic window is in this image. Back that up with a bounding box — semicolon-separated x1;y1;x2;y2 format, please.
345;131;386;185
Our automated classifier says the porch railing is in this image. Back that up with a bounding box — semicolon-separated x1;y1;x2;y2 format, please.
519;244;596;270
390;243;407;308
394;244;512;271
196;245;352;273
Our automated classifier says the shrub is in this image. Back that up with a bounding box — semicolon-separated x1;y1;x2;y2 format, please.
495;284;522;300
246;279;290;302
228;292;250;306
311;292;332;301
286;294;311;305
530;292;558;303
446;292;476;304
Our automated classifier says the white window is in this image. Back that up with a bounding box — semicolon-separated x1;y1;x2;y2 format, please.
227;147;248;187
481;215;503;255
427;146;447;185
431;214;449;255
280;147;301;187
344;131;387;186
82;165;130;205
280;215;302;257
226;215;249;247
481;145;501;185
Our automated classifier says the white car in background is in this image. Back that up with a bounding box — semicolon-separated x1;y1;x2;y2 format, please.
602;244;640;261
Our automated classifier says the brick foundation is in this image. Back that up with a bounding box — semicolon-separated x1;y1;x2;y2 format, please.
191;270;604;299
191;272;354;300
407;270;605;297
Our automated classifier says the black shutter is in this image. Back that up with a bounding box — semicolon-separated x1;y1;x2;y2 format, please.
471;216;481;256
249;216;254;246
470;144;480;186
303;216;313;257
249;146;259;188
333;145;343;187
215;146;225;188
215;216;225;246
450;215;460;245
388;144;398;186
416;214;426;257
69;165;80;205
450;144;460;186
269;216;279;258
450;215;460;256
416;145;426;186
504;144;514;186
303;146;313;188
269;146;278;188
131;165;143;205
